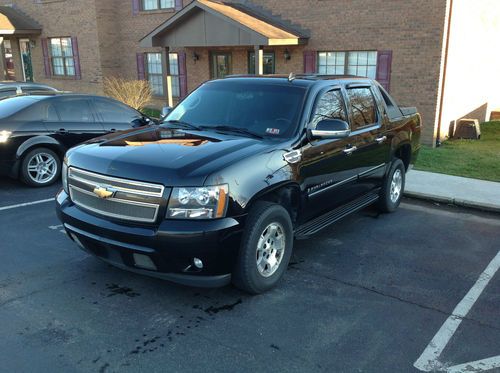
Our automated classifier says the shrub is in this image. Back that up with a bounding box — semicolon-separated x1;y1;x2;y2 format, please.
103;77;152;110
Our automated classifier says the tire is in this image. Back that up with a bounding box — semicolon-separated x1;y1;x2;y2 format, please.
377;158;405;213
20;147;61;187
233;201;294;294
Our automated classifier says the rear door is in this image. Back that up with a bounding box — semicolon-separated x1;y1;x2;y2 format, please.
344;85;389;194
45;97;106;148
92;97;144;133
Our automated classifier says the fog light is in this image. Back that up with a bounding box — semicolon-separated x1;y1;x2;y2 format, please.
133;253;157;270
193;258;203;269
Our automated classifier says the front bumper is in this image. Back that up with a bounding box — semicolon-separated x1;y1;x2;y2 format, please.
56;190;244;287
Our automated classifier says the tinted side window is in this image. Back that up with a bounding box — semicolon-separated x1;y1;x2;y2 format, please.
53;98;94;122
0;89;17;98
311;90;348;128
93;98;141;123
347;87;377;129
14;102;58;121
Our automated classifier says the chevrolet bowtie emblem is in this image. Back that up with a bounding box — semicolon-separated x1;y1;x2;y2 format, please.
93;186;115;199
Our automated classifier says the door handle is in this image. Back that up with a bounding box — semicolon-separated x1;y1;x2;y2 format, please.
57;128;67;134
375;136;387;144
343;146;358;155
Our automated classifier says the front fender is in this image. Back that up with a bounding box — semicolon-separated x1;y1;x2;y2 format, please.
16;135;66;159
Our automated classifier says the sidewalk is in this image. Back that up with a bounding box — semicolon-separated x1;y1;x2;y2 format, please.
405;170;500;213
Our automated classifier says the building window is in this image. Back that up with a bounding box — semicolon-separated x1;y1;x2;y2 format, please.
142;0;174;10
318;51;377;79
146;53;163;96
168;53;180;98
50;37;75;76
248;51;275;74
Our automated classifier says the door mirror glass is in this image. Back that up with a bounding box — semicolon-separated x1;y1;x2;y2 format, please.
311;119;350;139
161;106;172;120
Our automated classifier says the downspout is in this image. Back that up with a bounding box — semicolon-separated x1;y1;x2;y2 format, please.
436;0;453;147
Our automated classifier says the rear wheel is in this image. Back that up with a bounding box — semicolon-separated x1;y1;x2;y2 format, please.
378;158;405;213
20;147;61;187
233;201;293;294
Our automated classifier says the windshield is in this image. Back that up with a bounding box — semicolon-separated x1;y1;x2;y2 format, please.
165;80;306;139
0;96;41;119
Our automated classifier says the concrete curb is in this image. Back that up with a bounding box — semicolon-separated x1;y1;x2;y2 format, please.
404;190;500;214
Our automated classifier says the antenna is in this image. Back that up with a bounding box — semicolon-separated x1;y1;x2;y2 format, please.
288;72;296;82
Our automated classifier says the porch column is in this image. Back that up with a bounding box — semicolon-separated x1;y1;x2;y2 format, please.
0;37;5;80
162;46;173;107
254;45;263;75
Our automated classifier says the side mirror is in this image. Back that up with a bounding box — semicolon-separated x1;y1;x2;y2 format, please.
161;106;173;120
131;118;146;128
310;119;350;139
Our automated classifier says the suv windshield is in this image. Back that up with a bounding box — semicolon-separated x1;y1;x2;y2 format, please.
165;80;306;139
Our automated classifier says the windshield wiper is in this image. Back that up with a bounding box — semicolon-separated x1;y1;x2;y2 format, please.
163;120;201;131
200;125;264;139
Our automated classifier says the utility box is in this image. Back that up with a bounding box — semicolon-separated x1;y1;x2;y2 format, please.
453;118;481;139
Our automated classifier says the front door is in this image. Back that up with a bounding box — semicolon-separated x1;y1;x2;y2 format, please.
210;52;232;79
19;39;33;82
298;87;360;222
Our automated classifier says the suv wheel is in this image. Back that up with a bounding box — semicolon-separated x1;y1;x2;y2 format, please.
233;201;293;294
21;147;61;187
378;158;405;213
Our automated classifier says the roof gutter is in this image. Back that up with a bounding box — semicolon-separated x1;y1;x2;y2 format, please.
436;0;453;147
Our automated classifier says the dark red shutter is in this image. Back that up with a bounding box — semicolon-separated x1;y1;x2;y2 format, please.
376;50;392;92
41;38;51;78
175;0;183;10
132;0;140;15
303;51;317;74
136;53;146;80
178;52;187;98
71;37;81;80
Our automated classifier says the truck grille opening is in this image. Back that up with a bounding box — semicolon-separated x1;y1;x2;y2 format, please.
68;167;166;223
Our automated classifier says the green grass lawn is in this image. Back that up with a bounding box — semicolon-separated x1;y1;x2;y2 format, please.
414;121;500;182
141;107;162;119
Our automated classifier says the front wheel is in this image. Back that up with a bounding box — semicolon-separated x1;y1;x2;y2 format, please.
20;147;61;187
378;158;406;213
233;201;293;294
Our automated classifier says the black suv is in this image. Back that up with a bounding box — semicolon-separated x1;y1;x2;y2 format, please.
56;75;421;294
0;94;154;186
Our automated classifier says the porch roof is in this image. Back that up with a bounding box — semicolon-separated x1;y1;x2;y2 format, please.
140;0;308;48
0;6;41;35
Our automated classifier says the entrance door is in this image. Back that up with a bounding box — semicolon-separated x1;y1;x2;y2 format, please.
19;39;33;82
210;52;232;79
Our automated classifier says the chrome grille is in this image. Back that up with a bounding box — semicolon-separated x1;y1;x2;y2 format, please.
68;167;165;223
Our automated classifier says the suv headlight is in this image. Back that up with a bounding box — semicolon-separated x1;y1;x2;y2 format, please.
62;161;69;194
0;130;11;143
167;185;228;219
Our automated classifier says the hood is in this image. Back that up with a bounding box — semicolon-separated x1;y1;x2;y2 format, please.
67;126;276;186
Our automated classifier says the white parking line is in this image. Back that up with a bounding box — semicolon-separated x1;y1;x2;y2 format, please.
414;250;500;372
0;197;55;212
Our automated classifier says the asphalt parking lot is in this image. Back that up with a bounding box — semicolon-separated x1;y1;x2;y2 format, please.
1;178;499;373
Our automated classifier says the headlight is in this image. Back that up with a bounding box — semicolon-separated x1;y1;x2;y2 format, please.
0;130;11;143
62;161;69;194
167;185;228;219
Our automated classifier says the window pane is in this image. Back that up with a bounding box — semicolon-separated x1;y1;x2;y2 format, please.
149;75;163;95
171;76;180;97
53;99;93;122
347;65;357;75
61;38;73;57
357;51;368;65
50;39;62;57
311;90;348;128
367;65;377;79
317;51;346;76
169;53;179;75
65;58;75;76
143;0;157;10
160;0;174;8
367;51;377;65
52;57;65;75
347;88;377;129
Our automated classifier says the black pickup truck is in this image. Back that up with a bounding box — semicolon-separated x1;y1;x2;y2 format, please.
56;75;421;294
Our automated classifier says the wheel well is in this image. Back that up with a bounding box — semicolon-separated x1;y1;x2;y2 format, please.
251;185;301;224
20;143;64;163
394;144;411;171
